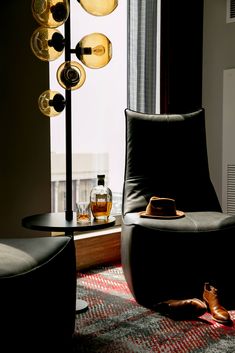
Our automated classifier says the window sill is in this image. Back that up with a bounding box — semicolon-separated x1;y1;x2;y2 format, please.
74;224;121;240
74;225;121;271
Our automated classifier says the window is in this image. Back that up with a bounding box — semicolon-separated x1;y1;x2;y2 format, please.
49;1;127;216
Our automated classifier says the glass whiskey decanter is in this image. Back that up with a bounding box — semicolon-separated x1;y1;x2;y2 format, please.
90;174;112;220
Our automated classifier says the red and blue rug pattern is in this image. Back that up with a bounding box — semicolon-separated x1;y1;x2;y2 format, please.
73;263;235;352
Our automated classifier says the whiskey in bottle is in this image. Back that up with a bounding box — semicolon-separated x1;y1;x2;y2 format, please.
90;174;112;220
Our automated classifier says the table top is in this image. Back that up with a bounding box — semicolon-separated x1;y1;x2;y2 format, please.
22;212;116;232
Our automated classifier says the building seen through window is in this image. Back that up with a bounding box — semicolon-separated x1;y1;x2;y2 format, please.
50;153;122;215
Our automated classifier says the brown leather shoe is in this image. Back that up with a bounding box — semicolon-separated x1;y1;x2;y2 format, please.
203;282;232;325
154;298;207;319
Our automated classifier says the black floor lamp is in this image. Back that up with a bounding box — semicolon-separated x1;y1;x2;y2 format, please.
30;0;118;221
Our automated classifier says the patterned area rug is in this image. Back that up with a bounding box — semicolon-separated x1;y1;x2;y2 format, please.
73;263;235;353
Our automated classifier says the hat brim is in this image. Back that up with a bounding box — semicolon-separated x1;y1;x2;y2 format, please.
139;210;185;219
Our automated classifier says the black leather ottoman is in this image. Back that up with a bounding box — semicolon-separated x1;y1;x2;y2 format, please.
0;236;76;352
122;211;235;309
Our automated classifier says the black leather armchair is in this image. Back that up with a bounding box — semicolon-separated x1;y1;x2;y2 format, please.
0;235;76;352
121;108;235;309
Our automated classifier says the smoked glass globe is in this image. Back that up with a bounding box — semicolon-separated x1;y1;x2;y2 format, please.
32;0;69;28
57;61;86;90
38;90;66;117
78;0;118;16
76;33;112;69
30;27;64;61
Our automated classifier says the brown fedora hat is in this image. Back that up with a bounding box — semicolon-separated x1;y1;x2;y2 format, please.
140;196;185;219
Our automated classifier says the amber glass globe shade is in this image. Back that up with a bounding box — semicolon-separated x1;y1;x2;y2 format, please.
38;90;65;117
77;33;112;69
57;61;86;90
32;0;69;28
79;0;118;16
30;27;64;61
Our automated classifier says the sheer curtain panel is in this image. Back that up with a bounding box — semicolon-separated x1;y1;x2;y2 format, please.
127;0;159;114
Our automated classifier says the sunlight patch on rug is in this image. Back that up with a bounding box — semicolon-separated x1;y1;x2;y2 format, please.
73;264;235;353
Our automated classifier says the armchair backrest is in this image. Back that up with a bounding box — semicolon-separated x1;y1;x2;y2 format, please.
122;108;221;215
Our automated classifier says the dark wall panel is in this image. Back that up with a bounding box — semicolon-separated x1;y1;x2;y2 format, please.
0;2;51;237
160;0;204;114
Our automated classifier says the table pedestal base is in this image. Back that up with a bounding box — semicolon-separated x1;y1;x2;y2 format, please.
21;213;116;316
76;299;89;313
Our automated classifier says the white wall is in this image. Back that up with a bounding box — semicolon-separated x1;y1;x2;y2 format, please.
203;0;235;205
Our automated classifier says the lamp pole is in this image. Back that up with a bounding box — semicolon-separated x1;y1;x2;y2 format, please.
64;0;73;221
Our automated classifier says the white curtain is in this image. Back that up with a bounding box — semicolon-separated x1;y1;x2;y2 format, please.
127;0;159;114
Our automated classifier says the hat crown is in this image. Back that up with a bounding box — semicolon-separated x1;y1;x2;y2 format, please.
146;197;177;217
140;196;185;219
